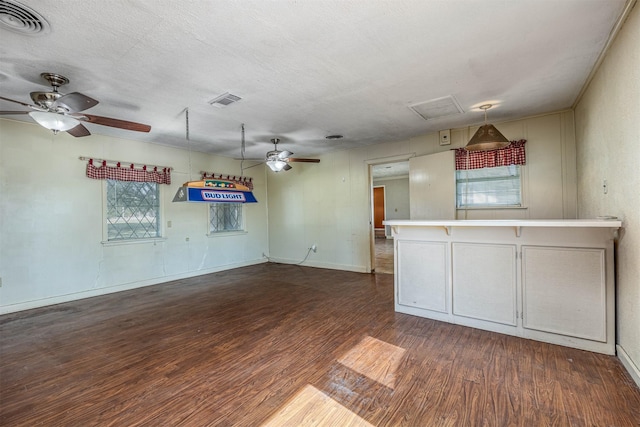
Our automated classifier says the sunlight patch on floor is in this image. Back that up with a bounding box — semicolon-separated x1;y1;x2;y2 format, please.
337;335;406;389
261;384;374;427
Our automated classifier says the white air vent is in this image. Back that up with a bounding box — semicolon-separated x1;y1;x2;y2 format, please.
409;95;464;121
0;0;50;35
209;92;242;108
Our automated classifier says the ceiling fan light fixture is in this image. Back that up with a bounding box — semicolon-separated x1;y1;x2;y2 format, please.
465;104;509;151
29;111;80;132
266;159;287;172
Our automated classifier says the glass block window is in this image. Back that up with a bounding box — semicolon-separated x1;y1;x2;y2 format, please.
456;165;522;208
106;179;160;240
209;203;244;233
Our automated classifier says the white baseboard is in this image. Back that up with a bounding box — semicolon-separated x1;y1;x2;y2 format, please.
617;344;640;388
0;259;267;315
266;257;369;273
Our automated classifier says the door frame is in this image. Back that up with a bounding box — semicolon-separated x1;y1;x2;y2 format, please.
366;153;415;273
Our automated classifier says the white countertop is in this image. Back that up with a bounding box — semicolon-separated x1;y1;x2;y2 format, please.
383;219;622;228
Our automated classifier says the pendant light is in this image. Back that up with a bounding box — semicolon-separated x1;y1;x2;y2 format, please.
464;104;509;151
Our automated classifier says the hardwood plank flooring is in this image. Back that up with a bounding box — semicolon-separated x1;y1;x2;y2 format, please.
1;263;639;426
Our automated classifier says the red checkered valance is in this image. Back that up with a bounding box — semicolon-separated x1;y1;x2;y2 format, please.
85;159;171;184
454;139;527;170
201;172;254;191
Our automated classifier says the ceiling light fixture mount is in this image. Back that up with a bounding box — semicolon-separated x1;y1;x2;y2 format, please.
464;104;509;151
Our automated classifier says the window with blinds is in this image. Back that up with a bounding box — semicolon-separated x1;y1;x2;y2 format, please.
456;165;522;208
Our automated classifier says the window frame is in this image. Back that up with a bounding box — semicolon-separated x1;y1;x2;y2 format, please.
101;179;165;245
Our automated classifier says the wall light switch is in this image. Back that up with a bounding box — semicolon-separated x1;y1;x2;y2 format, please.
167;220;172;228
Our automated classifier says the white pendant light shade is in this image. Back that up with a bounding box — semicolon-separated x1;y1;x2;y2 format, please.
266;159;287;172
465;104;509;151
29;111;80;132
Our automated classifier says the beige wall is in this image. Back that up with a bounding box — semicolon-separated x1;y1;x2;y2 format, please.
0;119;270;313
574;2;640;384
267;110;578;272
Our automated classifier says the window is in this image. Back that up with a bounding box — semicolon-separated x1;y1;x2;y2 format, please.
209;203;244;233
456;165;522;208
106;179;161;240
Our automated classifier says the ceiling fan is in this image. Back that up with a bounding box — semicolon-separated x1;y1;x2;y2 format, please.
264;138;320;172
0;72;151;137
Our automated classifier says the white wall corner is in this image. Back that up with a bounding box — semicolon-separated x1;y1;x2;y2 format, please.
617;344;640;389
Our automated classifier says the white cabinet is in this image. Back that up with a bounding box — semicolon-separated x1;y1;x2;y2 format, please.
452;243;517;327
522;246;607;342
386;220;620;355
397;240;448;314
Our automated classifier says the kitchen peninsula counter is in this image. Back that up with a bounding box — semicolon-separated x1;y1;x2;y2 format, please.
383;219;622;354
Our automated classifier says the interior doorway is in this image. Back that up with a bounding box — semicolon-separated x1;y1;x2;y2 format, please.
369;159;411;273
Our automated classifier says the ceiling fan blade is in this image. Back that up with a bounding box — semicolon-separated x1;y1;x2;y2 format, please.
283;164;293;171
287;158;320;163
277;150;293;160
79;114;151;132
0;111;30;115
66;123;91;137
0;96;35;109
54;92;99;113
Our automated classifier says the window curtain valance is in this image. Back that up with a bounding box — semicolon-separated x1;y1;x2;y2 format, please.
454;139;527;170
85;158;171;184
201;172;254;191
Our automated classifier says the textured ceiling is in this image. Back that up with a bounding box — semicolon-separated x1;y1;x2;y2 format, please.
0;0;629;160
372;161;410;179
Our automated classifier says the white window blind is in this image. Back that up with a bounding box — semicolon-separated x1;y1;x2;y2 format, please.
456;165;522;208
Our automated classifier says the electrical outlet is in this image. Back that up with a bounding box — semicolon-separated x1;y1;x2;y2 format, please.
311;244;317;252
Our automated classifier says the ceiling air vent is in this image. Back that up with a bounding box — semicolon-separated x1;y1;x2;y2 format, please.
0;0;50;35
409;95;464;121
209;92;242;108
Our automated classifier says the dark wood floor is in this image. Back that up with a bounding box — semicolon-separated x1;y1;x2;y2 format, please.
1;263;639;426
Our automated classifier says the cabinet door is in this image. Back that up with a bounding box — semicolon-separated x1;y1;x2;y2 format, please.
522;246;606;342
397;240;448;313
452;243;517;326
409;151;456;220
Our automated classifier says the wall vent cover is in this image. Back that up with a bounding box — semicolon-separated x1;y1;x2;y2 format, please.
409;95;464;121
209;92;242;108
0;0;50;35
